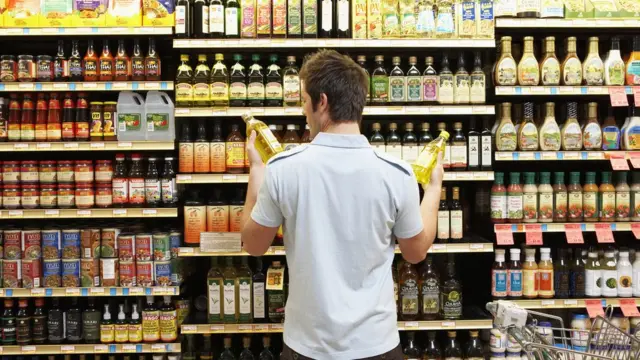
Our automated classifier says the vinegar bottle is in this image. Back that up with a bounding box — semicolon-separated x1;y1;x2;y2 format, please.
112;153;129;207
194;119;211;173
179;121;194;173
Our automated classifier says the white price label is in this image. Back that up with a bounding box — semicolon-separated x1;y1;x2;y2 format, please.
112;209;127;216
94;345;108;353
274;249;286;255
53;83;68;89
469;243;485;250
209;325;224;332
180;247;194;254
404;322;419;328
441;321;456;328
36;143;51;149
432;244;446;251
177;175;192;182
61;345;75;353
254;324;269;331
21;346;36;353
129;288;144;295
77;210;92;216
90;142;105;148
144;82;160;89
175;108;190;115
122;344;136;352
18;83;34;90
151;344;166;352
238;325;253;331
117;142;132;148
90;288;105;294
541;300;555;306
113;82;128;89
270;324;284;331
564;300;578;306
142;209;157;215
8;210;23;217
65;288;80;295
222;174;237;182
83;82;98;89
44;209;59;217
30;288;45;295
13;143;28;149
64;142;79;148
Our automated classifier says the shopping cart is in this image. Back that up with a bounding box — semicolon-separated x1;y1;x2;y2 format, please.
486;301;640;360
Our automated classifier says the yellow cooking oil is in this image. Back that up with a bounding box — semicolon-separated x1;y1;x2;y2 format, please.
241;113;284;163
412;130;450;185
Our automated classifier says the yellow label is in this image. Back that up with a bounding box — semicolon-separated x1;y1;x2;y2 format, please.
225;141;245;170
128;323;143;343
211;82;229;101
100;324;115;343
563;58;582;85
176;83;193;101
353;0;367;38
114;324;129;343
541;58;560;85
523;268;538;297
193;83;210;101
518;57;540;86
142;310;160;342
367;0;382;38
266;266;285;290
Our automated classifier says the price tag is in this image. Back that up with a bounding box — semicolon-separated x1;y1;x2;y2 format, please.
208;324;224;332
13;143;28;149
18;83;34;90
65;288;80;295
113;82;128;89
122;344;137;352
559;87;575;94
270;324;284;331
8;210;23;217
469;243;485;250
142;209;157;216
530;87;547;94
588;87;606;95
90;142;105;148
44;209;59;217
83;82;98;89
633;223;640;239
144;82;160;89
181;325;197;333
30;288;45;296
274;248;286;255
431;244;446;252
610;86;629;107
64;142;79;148
585;299;605;318
254;324;269;332
633;87;640;106
129;287;143;295
77;210;92;217
595;224;615;243
238;325;253;331
563;152;580;160
495;225;514;245
151;344;166;352
619;299;640;317
565;224;584;244
21;346;36;354
61;345;75;353
441;321;456;328
180;247;194;254
541;300;555;307
610;157;630;170
94;345;109;353
53;83;68;89
112;209;127;217
117;142;132;148
525;224;543;246
222;174;237;183
630;153;640;169
564;299;578;306
404;321;419;328
177;175;192;183
175;108;190;115
0;346;3;354
90;288;105;295
473;172;489;180
36;143;51;149
429;107;444;114
586;152;604;160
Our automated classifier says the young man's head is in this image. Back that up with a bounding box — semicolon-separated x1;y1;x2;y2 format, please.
299;49;368;137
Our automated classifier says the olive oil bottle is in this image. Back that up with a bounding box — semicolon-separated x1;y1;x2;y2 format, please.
193;54;212;107
357;55;371;105
230;54;247;107
266;55;283;107
371;55;389;105
176;54;194;107
210;54;229;107
283;56;301;107
406;56;422;103
389;57;406;105
241;113;284;162
248;54;265;107
412;130;450;185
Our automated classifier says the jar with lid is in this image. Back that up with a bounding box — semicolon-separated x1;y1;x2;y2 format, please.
490;328;507;353
40;185;57;209
21;185;39;209
571;313;591;348
76;183;95;209
75;160;94;183
90;102;104;141
17;55;35;82
3;161;20;184
96;183;113;208
1;55;17;82
21;161;39;184
4;185;21;209
95;160;113;183
103;102;117;141
39;161;57;184
58;184;75;208
36;55;53;82
57;160;74;183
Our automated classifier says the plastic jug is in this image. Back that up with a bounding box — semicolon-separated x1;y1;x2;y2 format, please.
144;91;175;141
117;92;146;141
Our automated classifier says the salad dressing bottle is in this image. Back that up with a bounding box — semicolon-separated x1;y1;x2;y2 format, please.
562;37;582;86
561;102;583;150
632;172;640;222
518;102;539;151
616;172;631;222
522;172;538;223
626;36;640;85
583;172;599;222
602;108;620;150
605;37;625;86
583;37;604;86
522;248;538;299
496;102;517;151
537;172;553;222
567;171;583;222
553;172;568;222
495;37;517;86
583;102;602;150
539;102;561;151
517;36;539;86
538;248;554;299
540;36;560;86
599;171;616;222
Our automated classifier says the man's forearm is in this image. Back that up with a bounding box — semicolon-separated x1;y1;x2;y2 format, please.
420;182;441;245
240;166;266;230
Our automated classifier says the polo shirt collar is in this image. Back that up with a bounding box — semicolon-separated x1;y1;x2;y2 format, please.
311;132;371;149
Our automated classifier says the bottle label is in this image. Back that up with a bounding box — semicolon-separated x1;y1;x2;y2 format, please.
283;75;301;103
288;0;302;34
438;74;454;103
602;269;617;296
422;75;438;101
406;76;422;102
468;136;479;167
585;268;602;296
128;323;142;343
496;57;517;85
230;82;247;100
584;57;604;86
226;141;245;170
450;144;467;168
583;191;598;220
303;0;318;35
518;123;538;150
223;279;237;321
616;191;630;219
321;0;333;30
454;74;470;103
273;0;287;34
225;8;239;35
400;278;419;316
540;58;560;85
248;82;265;100
112;178;129;204
253;282;266;319
523;268;538;297
507;194;523;219
554;192;567;219
421;278;440;315
496;123;517;151
115;324;129;343
568;191;583;219
416;8;435;34
209;4;224;32
401;144;419;163
389;76;406;102
492;269;507;297
441;290;462;318
144;179;161;203
437;210;449;239
210;143;226;173
538;192;553;220
211;82;229;102
175;5;187;33
470;74;485;103
129;178;145;205
450;210;463;239
117;113;141;133
239;277;252;320
100;324;115;343
142;310;160;342
159;310;177;342
523;192;537;221
193;83;210;102
257;0;272;34
633;191;640;219
337;0;348;31
490;194;507;220
266;81;283;100
563;58;582;85
602;126;620;150
371;75;389;102
176;83;193;102
242;0;257;37
508;269;522;296
538;269;553;295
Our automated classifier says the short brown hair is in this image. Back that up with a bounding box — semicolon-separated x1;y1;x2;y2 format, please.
299;49;368;123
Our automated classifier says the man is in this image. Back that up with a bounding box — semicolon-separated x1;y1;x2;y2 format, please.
240;49;443;360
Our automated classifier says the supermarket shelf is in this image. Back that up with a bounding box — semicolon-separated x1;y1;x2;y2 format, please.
178;243;494;257
495;222;637;233
495;86;635;95
495;151;640;161
496;18;640;28
181;319;493;334
0;343;180;355
177;172;494;184
0;82;173;92
174;105;495;117
173;38;496;49
0;27;173;36
0;287;178;298
0;141;174;152
0;208;177;219
510;298;640;309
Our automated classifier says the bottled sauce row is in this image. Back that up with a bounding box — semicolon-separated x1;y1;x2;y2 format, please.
0;40;161;83
490;171;640;224
175;0;495;39
183;188;246;245
402;331;485;360
0;296;179;345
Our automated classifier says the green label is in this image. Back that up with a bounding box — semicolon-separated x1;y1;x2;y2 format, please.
303;0;317;34
407;76;421;101
118;113;141;132
223;279;236;322
371;75;389;102
389;76;406;102
146;113;169;132
288;0;302;34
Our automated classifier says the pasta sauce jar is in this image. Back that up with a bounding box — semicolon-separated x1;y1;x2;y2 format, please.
95;160;113;183
74;161;94;183
95;183;113;208
75;183;94;209
3;161;20;184
58;184;75;209
40;185;58;209
4;185;21;209
57;160;74;183
21;185;39;209
39;161;57;184
17;55;35;82
21;161;39;184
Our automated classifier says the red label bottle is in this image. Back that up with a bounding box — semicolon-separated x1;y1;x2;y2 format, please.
35;93;48;142
47;93;61;141
7;94;21;142
20;94;35;141
113;153;129;206
61;93;75;141
75;93;89;141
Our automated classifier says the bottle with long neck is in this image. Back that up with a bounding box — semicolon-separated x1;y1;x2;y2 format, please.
539;102;561;151
438;55;454;104
627;36;640;85
583;102;602;150
562;37;583;86
454;54;470;104
540;36;560;85
412;130;450;185
241;113;283;162
422;56;438;103
495;36;517;86
602;108;620;150
518;36;539;86
605;36;625;86
470;52;485;104
584;36;604;86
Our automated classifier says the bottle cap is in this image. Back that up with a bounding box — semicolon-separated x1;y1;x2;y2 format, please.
439;130;450;141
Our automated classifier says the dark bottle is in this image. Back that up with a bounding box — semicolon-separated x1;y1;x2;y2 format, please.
420;123;433;144
193;0;209;37
420;256;440;320
248;55;265;107
451;122;467;171
98;41;115;82
61;93;75;141
239;336;255;360
441;256;462;320
145;38;161;81
210;120;226;173
570;249;586;298
209;0;224;38
83;40;98;82
371;55;388;105
480;117;493;170
0;98;7;142
31;298;46;344
183;334;196;360
465;331;484;359
145;157;161;207
336;0;351;38
444;331;463;359
2;299;16;345
253;257;267;323
66;298;83;343
161;156;177;207
193;54;212;107
16;299;31;345
468;118;480;171
175;0;190;38
357;55;371;105
201;335;214;360
128;154;146;207
82;297;101;344
318;0;335;38
403;332;422;358
114;40;130;81
69;40;83;82
369;122;385;149
399;261;419;321
219;336;235;360
54;40;69;82
424;332;442;360
113;153;129;207
402;123;418;163
131;39;145;82
555;249;571;299
47;298;64;344
389;56;406;105
230;54;247;107
267;261;285;323
265;55;283;107
259;335;276;360
423;56;438;104
225;0;241;38
75;92;89;141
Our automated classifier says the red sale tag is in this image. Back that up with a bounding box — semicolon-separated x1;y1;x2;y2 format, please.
495;225;514;245
564;224;584;244
525;224;543;246
595;223;615;243
630;153;640;169
633;224;640;240
610;156;631;170
610;87;629;107
585;299;605;318
633;87;640;106
619;299;640;317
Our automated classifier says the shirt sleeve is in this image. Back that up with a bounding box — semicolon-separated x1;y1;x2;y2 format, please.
392;173;424;239
251;166;284;228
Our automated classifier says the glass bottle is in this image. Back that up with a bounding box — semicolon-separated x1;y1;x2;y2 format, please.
260;335;276;359
632;172;640;221
175;0;190;37
229;54;247;107
128;304;142;343
441;257;462;320
193;54;212;107
424;332;442;360
406;56;422;103
602;250;618;297
470;52;485;104
15;299;30;345
437;187;450;242
618;250;633;297
219;336;236;360
371;55;389;105
492;249;508;299
627;36;640;85
193;0;209;37
538;102;560;151
207;258;224;323
69;40;83;81
114;40;129;81
386;122;402;159
248;54;265;107
357;55;371;105
239;336;255;360
583;102;602;150
582;171;599;222
237;257;253;323
438;55;454;104
283;56;301;107
422;56;438;104
496;102;517;151
161;156;177;207
540;36;560;85
517;0;540;17
616;171;631;221
66;298;82;343
403;332;422;358
585;251;602;297
83;40;98;82
175;54;194;108
210;53;229;107
562;102;583;150
454;53;470;104
413;127;450;184
518;102;539;151
450;187;463;239
225;0;241;38
491;172;507;223
420;122;433;144
389;56;406;105
98;41;114;82
420;256;440;320
552;172;568;222
370;123;386;151
507;172;523;223
222;257;238;323
239;113;283;163
128;154;145;207
265;55;283;107
567;171;583;222
399;261;419;321
47;298;63;344
319;0;335;38
538;247;554;299
83;298;101;343
402;122;418;163
209;0;224;37
570;249;586;298
562;37;583;86
508;248;523;299
31;298;46;344
1;299;16;345
465;331;484;359
444;331;463;358
605;36;625;86
584;36;604;86
54;40;69;82
518;36;539;86
495;36;517;86
602;108;620;150
144;157;161;207
522;248;538;299
253;258;267;323
131;39;145;81
267;261;285;323
114;304;128;343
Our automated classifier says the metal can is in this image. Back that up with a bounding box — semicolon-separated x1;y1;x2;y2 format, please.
117;234;135;261
119;261;136;287
136;261;153;287
42;229;61;259
4;229;21;260
101;228;119;258
62;229;81;259
169;231;182;259
152;233;170;261
21;229;41;260
61;259;80;287
80;258;100;287
100;258;119;287
81;229;101;259
154;261;171;286
21;258;41;289
135;234;153;261
3;259;21;288
43;259;61;287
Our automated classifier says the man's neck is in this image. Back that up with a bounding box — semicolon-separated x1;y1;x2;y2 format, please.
322;122;361;135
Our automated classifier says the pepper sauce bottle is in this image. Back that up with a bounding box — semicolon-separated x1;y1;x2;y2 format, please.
99;41;115;82
20;93;35;141
75;93;90;141
61;93;75;141
83;40;98;82
47;93;62;142
131;39;145;82
145;38;161;81
115;40;130;81
35;93;48;142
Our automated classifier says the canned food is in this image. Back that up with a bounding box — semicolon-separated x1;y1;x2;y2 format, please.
3;259;21;288
43;259;61;287
100;258;119;287
152;233;170;261
117;234;135;261
100;228;119;258
61;259;80;287
135;234;153;261
4;230;21;260
154;261;171;286
61;229;80;259
81;229;101;259
81;258;100;287
42;229;61;259
21;258;41;289
119;261;136;287
136;261;153;287
169;231;181;259
21;230;41;260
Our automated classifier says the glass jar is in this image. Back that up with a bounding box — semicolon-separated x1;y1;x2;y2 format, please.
17;55;35;82
40;184;57;209
74;160;94;183
21;185;39;209
57;160;74;183
95;183;113;208
0;55;17;82
3;161;20;184
75;183;94;209
39;161;57;184
58;184;75;209
36;55;53;82
20;161;39;184
3;185;21;209
95;160;113;183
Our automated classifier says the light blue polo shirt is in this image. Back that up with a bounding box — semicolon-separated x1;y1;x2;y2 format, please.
251;132;423;360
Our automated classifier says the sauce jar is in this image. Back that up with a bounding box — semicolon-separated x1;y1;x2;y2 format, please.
96;183;113;208
76;183;94;209
90;102;104;141
39;161;57;184
21;185;39;209
17;55;35;82
4;185;21;209
95;160;113;183
36;55;53;82
20;161;39;184
40;185;57;209
58;184;75;208
57;160;74;183
103;102;117;141
3;161;20;184
1;55;17;82
75;160;94;183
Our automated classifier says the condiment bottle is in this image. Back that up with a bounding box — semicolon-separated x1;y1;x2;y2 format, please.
585;251;601;297
115;40;130;81
7;94;20;142
113;154;129;207
145;157;161;207
470;52;486;104
450;122;467;170
538;248;554;299
194;119;210;173
61;93;75;141
54;40;69;82
100;304;114;344
517;36;539;86
226;124;245;174
179;121;194;173
193;54;211;107
583;172;599;222
142;297;160;343
561;102;583;150
399;261;419;321
584;36;604;86
114;304;128;344
437;187;450;241
562;37;582;86
453;53;470;104
507;172;523;223
422;56;438;103
496;102;517;151
495;36;517;86
229;188;246;232
436;122;450;168
282;124;301;151
145;38;161;81
605;36;625;86
264;54;282;107
522;248;538;299
210;120;226;173
69;40;83;82
567;171;583;222
99;41;114;82
555;249;570;299
2;299;16;345
492;249;507;299
82;298;101;344
131;39;145;82
634;251;640;297
522;172;538;223
631;172;640;221
247;54;265;107
47;298;63;344
161;156;177;207
184;189;206;246
538;172;553;222
15;299;30;345
31;298;46;344
406;56;422;104
420;257;440;320
83;40;98;82
570;249;586;298
20;94;35;141
159;297;177;343
229;54;247;107
540;36;560;85
583;102;602;150
601;251;618;297
47;93;61;141
128;304;143;343
599;171;616;222
35;93;48;142
438;55;454;104
129;154;146;207
553;172;568;222
602;108;620;150
490;172;507;223
617;250;633;297
450;187;463;239
616;171;631;222
75;92;90;141
508;248;523;299
518;102;538;151
627;36;640;85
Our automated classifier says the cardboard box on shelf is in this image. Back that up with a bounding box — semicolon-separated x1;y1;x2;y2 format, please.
591;0;619;17
142;0;174;26
0;0;6;26
39;0;73;27
107;0;142;26
72;0;107;27
564;0;594;18
614;0;640;17
4;0;40;27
